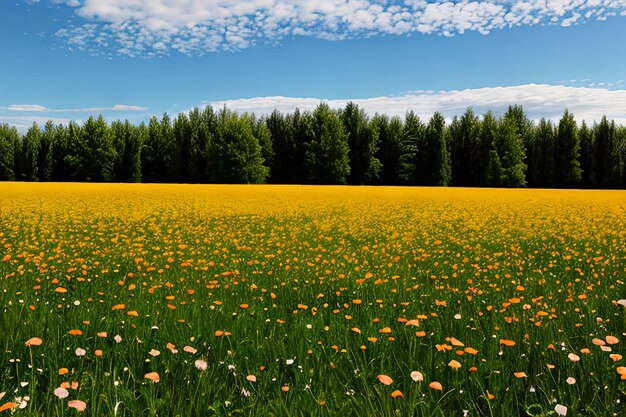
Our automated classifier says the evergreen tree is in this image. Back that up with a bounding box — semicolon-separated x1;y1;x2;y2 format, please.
20;123;42;181
399;111;425;185
486;149;504;187
372;114;404;185
0;123;17;180
38;121;56;182
494;117;526;187
253;117;274;177
592;116;616;188
112;120;142;183
578;121;594;187
532;119;555;187
419;112;451;186
65;116;116;182
303;103;350;184
266;110;298;183
340;102;381;184
449;108;480;186
208;108;269;184
554;110;581;187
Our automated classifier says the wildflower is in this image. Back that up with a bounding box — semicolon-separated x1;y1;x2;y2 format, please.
54;387;69;399
194;359;208;371
566;377;576;385
377;375;393;385
410;371;424;382
555;404;567;416
391;390;403;398
75;348;86;357
25;337;42;347
68;400;87;412
429;381;443;391
144;372;160;383
114;335;122;343
148;349;160;357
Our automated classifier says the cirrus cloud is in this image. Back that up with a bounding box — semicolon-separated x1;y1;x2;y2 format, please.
50;0;626;56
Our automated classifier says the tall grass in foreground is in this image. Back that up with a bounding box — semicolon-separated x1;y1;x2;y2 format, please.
1;183;625;416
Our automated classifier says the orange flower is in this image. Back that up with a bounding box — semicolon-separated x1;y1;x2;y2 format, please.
429;381;443;391
0;402;14;412
464;347;479;355
436;344;452;352
127;310;139;317
405;319;420;327
239;304;249;309
486;391;495;400
55;287;68;293
606;336;620;345
144;372;160;383
514;372;527;378
415;331;426;337
59;368;69;375
377;375;393;385
111;304;125;311
68;329;83;336
379;327;392;334
215;330;225;337
611;354;623;362
183;346;197;354
391;390;403;398
351;327;361;334
592;338;606;346
499;339;516;347
448;360;461;369
25;337;42;347
67;400;86;412
281;386;289;392
446;337;464;347
96;332;107;338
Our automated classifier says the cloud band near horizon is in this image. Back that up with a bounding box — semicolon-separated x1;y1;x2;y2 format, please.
3;84;626;133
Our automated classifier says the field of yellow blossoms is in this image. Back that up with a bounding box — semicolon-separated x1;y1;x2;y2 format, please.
1;183;626;416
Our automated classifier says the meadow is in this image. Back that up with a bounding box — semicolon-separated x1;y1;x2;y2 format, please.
1;183;625;416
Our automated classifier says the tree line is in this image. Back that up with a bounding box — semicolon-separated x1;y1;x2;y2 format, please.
1;103;625;188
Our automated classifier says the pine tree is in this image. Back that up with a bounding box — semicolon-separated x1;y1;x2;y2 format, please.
341;102;381;184
449;108;480;186
20;123;42;181
554;110;581;187
399;111;425;185
494;117;526;187
372;114;404;185
420;112;451;186
303;103;350;184
0;123;17;180
578;121;593;187
209;108;268;184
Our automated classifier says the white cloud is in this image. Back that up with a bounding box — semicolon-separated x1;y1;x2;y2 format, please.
206;84;626;125
50;0;626;56
0;116;75;134
0;103;148;112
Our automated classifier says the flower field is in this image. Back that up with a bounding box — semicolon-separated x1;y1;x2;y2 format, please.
1;183;626;416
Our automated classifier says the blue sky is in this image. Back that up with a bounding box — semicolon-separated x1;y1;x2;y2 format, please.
2;0;626;132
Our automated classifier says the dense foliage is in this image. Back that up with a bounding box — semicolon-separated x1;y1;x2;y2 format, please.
2;104;626;187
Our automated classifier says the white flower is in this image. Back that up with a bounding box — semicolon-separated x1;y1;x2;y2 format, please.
454;314;462;320
75;347;86;356
114;335;122;343
194;359;208;371
73;300;80;306
306;324;312;329
410;371;424;382
529;386;536;393
286;359;294;366
618;299;626;307
555;404;568;416
54;387;69;399
148;349;160;357
241;388;250;397
566;377;576;385
568;353;580;362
